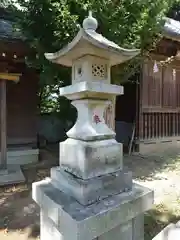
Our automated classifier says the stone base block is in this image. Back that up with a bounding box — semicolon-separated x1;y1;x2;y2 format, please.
0;165;25;186
60;138;123;179
98;214;144;240
40;211;144;240
51;167;132;205
32;179;153;240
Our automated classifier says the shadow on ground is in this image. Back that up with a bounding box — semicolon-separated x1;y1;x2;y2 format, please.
0;148;58;239
0;186;39;238
0;184;40;238
124;149;180;180
145;205;180;240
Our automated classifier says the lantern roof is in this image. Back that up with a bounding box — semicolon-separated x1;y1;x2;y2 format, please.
45;11;140;67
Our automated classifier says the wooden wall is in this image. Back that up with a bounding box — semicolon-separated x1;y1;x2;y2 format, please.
104;55;180;145
141;61;180;111
139;57;180;141
2;70;39;146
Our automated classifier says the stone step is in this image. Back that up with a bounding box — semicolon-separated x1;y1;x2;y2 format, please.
153;222;180;240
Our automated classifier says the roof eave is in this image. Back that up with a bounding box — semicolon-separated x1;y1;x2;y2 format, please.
163;32;180;42
83;29;140;57
163;17;180;42
45;28;140;66
44;28;83;63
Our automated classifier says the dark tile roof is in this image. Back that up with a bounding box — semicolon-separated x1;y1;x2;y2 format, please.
163;17;180;42
0;18;22;40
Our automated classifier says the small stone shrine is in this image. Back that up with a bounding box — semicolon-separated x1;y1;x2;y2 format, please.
33;11;153;240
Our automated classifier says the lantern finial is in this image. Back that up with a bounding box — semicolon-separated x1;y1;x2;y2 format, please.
89;10;92;17
83;10;98;31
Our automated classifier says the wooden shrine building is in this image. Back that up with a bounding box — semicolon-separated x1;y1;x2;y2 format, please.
0;7;39;166
105;17;180;154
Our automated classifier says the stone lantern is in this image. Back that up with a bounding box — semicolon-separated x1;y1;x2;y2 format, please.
33;12;153;240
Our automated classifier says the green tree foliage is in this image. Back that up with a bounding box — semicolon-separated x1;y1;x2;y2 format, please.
168;1;180;20
0;0;13;8
10;0;179;115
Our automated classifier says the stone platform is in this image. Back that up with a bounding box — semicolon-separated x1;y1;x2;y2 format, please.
0;164;25;186
33;179;153;240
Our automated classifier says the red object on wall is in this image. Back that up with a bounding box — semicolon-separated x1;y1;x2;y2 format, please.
94;115;101;124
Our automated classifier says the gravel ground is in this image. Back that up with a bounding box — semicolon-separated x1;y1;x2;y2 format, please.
124;152;180;239
124;152;180;206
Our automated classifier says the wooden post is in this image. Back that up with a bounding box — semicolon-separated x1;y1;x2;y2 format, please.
0;73;20;171
0;79;7;170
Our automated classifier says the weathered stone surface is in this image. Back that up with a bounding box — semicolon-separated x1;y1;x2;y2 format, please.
97;214;144;240
98;221;132;240
60;81;123;100
40;211;64;240
40;210;145;240
40;209;144;240
132;214;144;240
60;138;123;179
71;56;111;85
51;167;132;205
33;179;153;240
66;99;115;141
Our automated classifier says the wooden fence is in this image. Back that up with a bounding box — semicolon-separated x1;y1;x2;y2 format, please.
141;112;180;140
